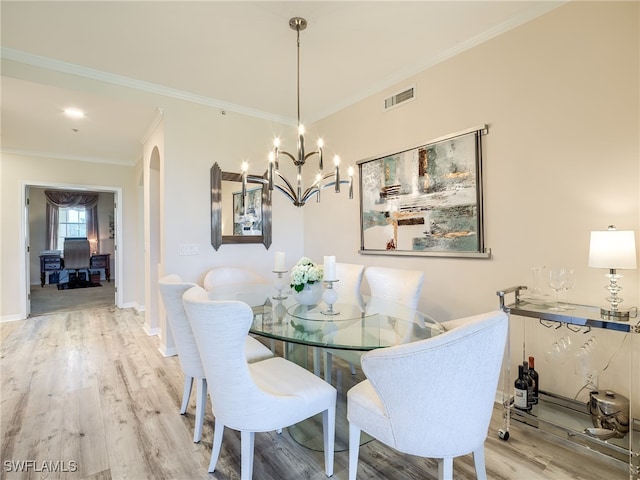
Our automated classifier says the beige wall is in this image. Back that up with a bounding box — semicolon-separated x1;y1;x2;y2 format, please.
305;1;639;406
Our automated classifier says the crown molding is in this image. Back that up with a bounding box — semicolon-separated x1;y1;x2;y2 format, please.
1;47;296;126
1;147;137;167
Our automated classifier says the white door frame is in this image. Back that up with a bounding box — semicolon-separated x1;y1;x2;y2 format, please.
21;181;124;318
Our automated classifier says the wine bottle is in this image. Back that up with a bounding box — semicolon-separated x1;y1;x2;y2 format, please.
528;356;539;405
523;361;534;407
514;364;531;410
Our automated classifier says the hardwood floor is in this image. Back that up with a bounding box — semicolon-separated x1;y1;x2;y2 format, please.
0;306;628;479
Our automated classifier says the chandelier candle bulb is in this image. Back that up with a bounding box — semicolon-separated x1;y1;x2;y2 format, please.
268;153;275;190
273;138;280;168
274;252;286;272
241;162;248;212
324;256;336;281
316;173;322;202
298;125;305;162
318;139;324;169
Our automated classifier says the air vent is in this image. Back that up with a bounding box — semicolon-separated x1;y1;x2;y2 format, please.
384;85;415;111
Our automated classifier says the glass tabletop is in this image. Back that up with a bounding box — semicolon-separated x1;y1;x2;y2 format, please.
208;285;444;350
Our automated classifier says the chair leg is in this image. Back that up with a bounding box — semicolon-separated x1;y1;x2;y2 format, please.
349;362;357;375
193;377;207;443
180;376;193;414
208;422;225;473
473;447;487;480
241;431;255;480
348;424;361;480
437;458;453;480
322;407;335;477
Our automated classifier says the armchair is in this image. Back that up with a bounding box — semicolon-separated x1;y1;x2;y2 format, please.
347;310;508;480
63;237;90;286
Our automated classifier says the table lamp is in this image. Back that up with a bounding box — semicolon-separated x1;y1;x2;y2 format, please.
588;225;637;320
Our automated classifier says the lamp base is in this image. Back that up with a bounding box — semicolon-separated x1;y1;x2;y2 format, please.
599;307;631;321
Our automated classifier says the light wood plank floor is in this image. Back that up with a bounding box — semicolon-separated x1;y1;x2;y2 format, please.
1;306;628;479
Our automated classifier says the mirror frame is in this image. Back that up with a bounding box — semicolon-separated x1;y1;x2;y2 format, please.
210;162;272;250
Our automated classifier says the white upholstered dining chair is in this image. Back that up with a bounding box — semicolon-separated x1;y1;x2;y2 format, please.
182;285;337;479
203;266;268;291
322;263;365;382
203;266;278;354
364;265;425;309
347;310;508;480
158;274;273;443
324;265;425;383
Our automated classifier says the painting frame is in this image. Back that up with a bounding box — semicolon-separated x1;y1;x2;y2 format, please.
358;125;491;258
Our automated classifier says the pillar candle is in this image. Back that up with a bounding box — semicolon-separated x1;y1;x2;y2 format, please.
274;252;285;271
324;256;336;281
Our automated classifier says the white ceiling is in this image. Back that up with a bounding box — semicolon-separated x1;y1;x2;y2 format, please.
1;1;564;165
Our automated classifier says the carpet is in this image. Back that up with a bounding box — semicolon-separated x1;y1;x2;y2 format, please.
57;281;102;290
30;282;115;316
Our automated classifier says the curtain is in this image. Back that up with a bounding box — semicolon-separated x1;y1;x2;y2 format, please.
44;190;100;251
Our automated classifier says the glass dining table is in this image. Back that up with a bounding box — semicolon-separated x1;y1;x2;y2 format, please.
208;284;444;451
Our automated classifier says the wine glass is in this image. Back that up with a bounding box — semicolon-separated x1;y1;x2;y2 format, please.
547;268;566;311
562;268;575;310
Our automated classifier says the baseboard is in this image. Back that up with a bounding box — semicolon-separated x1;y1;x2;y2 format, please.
159;345;178;357
144;324;160;336
0;314;24;323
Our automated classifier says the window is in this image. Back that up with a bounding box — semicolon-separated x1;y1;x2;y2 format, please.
57;207;87;250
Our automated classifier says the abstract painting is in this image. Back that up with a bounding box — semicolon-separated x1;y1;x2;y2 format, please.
233;187;263;236
358;126;489;257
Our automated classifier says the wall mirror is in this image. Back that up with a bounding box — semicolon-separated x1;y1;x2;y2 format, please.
210;162;272;250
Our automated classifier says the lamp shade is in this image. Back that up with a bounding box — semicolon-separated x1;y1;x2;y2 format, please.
588;229;637;269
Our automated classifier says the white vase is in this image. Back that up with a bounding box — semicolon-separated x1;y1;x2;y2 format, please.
292;282;323;305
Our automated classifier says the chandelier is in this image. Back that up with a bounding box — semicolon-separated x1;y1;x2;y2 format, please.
243;17;353;208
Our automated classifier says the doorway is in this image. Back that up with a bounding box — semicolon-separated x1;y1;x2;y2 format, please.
24;184;121;317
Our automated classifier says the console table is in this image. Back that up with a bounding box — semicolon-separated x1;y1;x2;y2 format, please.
497;286;639;478
90;254;111;282
39;254;63;287
39;253;111;286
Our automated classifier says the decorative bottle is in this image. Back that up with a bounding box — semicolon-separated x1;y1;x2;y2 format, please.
528;356;539;405
523;361;534;407
514;364;531;411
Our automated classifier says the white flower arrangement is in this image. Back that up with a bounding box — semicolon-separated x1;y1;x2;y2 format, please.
290;257;324;292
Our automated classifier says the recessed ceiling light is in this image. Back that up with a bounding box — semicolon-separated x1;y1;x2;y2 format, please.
64;107;85;119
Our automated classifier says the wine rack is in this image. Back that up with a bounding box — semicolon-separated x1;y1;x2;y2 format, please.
497;286;639;479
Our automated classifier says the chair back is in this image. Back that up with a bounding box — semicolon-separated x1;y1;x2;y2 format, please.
335;263;364;307
183;286;295;430
359;310;508;457
158;275;204;379
203;267;267;291
364;266;424;309
63;238;90;270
